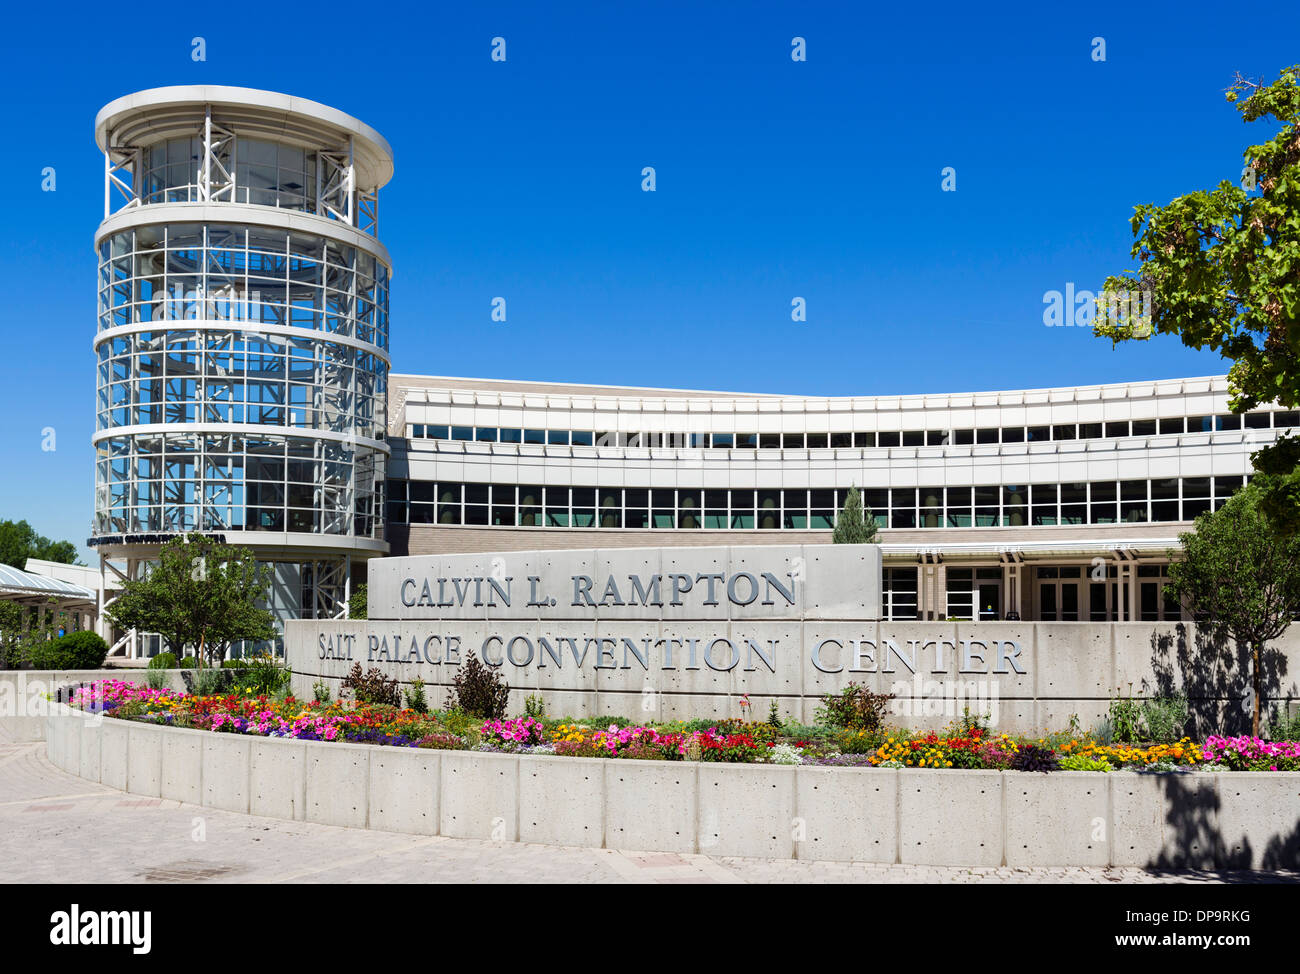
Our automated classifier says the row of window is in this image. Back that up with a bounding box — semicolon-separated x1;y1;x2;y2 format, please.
137;137;368;229
384;478;1246;528
94;432;383;539
96;330;386;437
98;226;390;349
876;564;1180;622
407;411;1296;451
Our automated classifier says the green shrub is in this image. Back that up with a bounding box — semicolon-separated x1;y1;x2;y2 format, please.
22;632;109;670
405;677;429;714
58;632;109;669
1267;703;1300;741
1107;686;1144;744
148;652;177;670
312;680;331;703
340;662;400;706
815;682;895;732
144;668;169;690
438;707;481;738
23;640;61;669
445;651;508;719
349;583;368;620
523;693;545;719
179;656;200;669
231;654;290;697
1141;693;1189;743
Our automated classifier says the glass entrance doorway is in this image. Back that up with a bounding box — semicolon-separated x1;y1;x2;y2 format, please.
1036;566;1082;621
946;567;1002;620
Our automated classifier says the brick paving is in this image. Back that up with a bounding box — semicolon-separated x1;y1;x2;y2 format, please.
2;730;1296;884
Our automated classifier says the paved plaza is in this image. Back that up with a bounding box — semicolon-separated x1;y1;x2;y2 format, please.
2;729;1296;884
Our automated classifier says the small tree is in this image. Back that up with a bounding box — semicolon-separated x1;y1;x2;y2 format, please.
833;486;879;544
1166;485;1300;737
106;534;278;665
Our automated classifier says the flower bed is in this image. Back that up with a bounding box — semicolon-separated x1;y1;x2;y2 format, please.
66;680;1300;772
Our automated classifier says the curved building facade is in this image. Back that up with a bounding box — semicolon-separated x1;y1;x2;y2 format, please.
91;87;393;650
384;374;1294;624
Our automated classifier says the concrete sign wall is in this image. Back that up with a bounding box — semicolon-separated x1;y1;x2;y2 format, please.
285;544;1300;734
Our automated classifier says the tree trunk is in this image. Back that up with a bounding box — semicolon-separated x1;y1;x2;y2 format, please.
1252;643;1262;739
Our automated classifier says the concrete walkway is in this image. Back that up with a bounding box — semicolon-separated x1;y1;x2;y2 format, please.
2;730;1295;884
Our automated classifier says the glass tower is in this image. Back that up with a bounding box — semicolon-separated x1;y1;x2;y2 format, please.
91;86;394;654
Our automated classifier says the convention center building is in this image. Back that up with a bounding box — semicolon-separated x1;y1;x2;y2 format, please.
86;85;1293;652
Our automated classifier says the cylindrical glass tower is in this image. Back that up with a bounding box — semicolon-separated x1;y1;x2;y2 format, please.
91;86;394;655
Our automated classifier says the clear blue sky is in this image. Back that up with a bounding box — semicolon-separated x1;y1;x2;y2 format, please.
1;1;1295;561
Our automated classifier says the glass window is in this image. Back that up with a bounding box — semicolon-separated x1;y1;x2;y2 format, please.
854;432;876;448
902;431;924;447
571;431;594;447
878;431;900;448
1026;426;1049;442
830;432;853;448
976;428;998;444
954;429;974;445
499;428;522;443
889;488;916;528
1052;424;1076;441
1002;486;1027;526
735;433;758;449
1132;419;1157;436
524;429;545;444
942;487;969;527
1078;422;1102;439
1215;414;1241;431
914;488;939;529
1031;484;1058;525
782;432;805;449
759;433;781;449
1002;427;1024;443
1090;481;1117;524
1104;421;1129;438
1159;417;1184;435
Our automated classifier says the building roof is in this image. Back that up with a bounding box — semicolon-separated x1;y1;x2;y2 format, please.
0;564;97;602
95;85;394;191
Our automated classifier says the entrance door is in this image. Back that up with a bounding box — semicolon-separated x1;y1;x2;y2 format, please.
977;582;1001;621
1036;566;1082;620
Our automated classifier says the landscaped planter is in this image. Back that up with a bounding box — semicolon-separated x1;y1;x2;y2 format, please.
43;704;1300;869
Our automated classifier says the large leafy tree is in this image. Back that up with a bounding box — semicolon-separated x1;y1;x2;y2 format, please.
832;485;880;544
1094;65;1300;531
0;519;80;569
105;534;278;664
1165;484;1300;737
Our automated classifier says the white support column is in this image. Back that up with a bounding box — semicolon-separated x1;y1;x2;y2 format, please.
1002;559;1022;618
347;136;356;226
200;106;212;201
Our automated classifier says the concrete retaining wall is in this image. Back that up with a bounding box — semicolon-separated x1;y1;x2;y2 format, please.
43;708;1300;869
